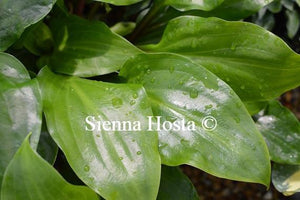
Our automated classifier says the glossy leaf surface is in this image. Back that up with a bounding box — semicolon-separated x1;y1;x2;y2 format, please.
162;0;224;11
0;0;56;51
0;53;42;189
143;16;300;113
272;163;300;196
37;67;161;200
94;0;143;6
120;53;270;186
256;101;300;164
157;166;199;200
1;135;99;200
47;14;142;77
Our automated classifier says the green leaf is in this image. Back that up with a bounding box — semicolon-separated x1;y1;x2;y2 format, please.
272;163;300;196
46;14;141;77
282;0;294;10
297;0;300;7
267;0;282;13
157;166;199;200
0;0;56;51
110;22;136;36
119;53;271;186
162;0;224;11
0;53;42;190
1;135;99;200
94;0;143;6
256;101;300;165
286;9;300;39
142;16;300;113
37;67;161;200
186;0;275;20
21;22;54;56
37;117;58;164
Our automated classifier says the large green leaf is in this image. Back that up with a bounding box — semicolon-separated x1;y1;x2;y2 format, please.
94;0;143;6
135;0;274;45
0;53;42;190
142;16;300;113
120;53;271;186
157;166;199;200
37;67;161;200
162;0;224;11
272;163;300;196
0;0;56;51
256;101;300;165
46;14;141;77
1;135;98;200
192;0;274;20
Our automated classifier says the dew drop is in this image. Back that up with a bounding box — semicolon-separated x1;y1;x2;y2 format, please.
179;80;184;85
96;134;101;138
230;43;237;50
84;165;90;172
112;98;123;108
136;151;142;155
132;93;138;99
132;139;136;142
130;100;136;106
119;157;124;160
205;104;213;110
150;77;156;83
169;66;175;73
189;88;198;99
240;85;245;90
146;69;151;74
234;116;240;123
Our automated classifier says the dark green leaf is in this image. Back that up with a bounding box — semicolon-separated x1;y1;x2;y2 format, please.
1;135;99;200
267;0;282;13
110;22;136;36
0;53;42;190
162;0;224;11
94;0;143;6
120;53;271;186
256;101;300;164
21;22;54;56
185;0;275;20
286;9;300;39
37;117;58;164
0;0;56;51
158;166;199;200
272;163;300;196
46;14;141;77
37;67;161;200
142;16;300;114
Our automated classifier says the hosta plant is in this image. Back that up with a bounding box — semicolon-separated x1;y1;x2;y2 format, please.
0;0;300;199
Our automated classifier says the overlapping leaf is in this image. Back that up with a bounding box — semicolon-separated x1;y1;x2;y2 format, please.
158;166;199;200
256;101;300;164
0;53;42;190
47;14;142;77
142;16;300;114
94;0;143;6
272;163;300;196
37;67;161;200
1;135;98;200
162;0;224;11
0;0;56;51
120;53;271;186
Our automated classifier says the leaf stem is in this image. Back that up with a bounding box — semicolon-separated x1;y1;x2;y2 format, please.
129;0;166;42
